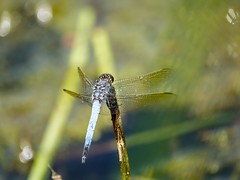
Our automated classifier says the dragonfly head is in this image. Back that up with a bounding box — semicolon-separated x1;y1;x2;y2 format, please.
98;73;114;83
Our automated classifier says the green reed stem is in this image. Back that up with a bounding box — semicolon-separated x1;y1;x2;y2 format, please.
28;7;95;180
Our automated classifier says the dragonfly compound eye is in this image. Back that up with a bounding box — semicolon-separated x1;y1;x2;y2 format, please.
99;73;114;83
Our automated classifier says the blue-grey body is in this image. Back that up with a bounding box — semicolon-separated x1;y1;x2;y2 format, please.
82;73;114;163
63;67;174;163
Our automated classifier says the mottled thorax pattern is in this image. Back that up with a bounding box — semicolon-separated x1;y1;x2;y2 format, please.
92;73;114;102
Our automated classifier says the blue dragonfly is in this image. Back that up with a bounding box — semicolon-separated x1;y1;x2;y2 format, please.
63;67;173;163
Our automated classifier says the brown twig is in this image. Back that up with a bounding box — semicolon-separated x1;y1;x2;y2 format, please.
111;110;131;180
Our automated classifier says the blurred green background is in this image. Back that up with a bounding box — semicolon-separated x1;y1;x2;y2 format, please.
1;0;240;180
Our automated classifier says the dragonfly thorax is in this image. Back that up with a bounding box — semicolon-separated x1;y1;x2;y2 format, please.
92;73;114;102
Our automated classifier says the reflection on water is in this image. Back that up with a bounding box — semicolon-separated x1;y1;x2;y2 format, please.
0;1;240;179
36;1;53;25
226;8;239;25
0;11;11;37
19;140;34;164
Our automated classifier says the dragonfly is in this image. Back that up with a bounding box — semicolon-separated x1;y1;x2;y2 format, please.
63;67;174;163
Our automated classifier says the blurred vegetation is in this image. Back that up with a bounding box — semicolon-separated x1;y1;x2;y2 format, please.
0;0;240;180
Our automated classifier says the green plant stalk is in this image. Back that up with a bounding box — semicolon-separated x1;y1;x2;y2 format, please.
28;7;95;180
92;27;115;74
127;111;235;148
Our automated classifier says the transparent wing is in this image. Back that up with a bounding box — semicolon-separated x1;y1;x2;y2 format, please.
114;68;172;95
64;68;174;112
77;67;94;94
63;89;92;106
63;67;94;105
117;92;175;109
